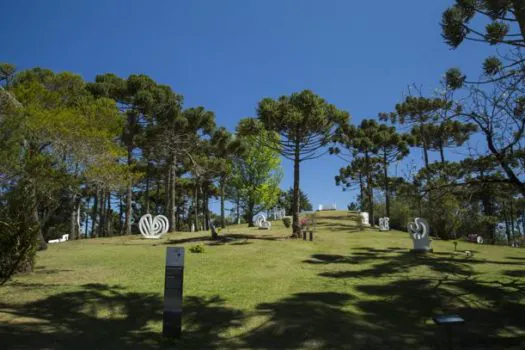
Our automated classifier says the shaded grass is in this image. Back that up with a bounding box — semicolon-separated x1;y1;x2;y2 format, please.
1;211;524;349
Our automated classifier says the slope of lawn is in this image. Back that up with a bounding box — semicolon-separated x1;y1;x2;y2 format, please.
1;211;524;349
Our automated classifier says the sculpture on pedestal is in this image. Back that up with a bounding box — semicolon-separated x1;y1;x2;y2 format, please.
407;217;432;252
139;214;169;239
360;212;370;226
254;213;271;230
379;217;390;231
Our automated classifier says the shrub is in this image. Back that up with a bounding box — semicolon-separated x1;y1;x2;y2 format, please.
189;244;205;253
282;217;291;228
0;185;40;285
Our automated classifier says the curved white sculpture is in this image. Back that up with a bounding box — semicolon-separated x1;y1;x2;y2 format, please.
360;212;370;226
379;217;390;231
407;218;431;252
254;213;271;230
139;214;169;239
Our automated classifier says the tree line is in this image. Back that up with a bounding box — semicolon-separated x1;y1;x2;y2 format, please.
3;0;525;282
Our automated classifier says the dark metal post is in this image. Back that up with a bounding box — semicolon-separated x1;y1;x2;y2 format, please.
163;247;184;339
309;231;313;241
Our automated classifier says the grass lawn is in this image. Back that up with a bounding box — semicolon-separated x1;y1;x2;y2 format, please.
1;211;525;349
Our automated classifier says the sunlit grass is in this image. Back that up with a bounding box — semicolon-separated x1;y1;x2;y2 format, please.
1;211;524;349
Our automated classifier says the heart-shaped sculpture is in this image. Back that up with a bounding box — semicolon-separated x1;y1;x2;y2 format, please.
139;214;169;239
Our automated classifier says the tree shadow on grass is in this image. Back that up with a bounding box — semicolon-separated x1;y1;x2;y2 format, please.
0;284;244;350
305;247;525;349
164;233;286;246
239;292;391;349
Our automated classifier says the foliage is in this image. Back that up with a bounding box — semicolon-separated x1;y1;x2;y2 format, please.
0;183;40;285
229;123;283;226
282;217;291;228
241;90;349;236
277;187;313;215
189;244;206;253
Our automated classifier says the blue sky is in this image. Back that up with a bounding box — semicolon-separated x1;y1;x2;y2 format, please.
1;0;494;213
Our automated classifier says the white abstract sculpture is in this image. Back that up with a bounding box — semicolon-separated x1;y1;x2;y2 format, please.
254;213;271;230
379;217;390;231
407;217;432;252
191;223;195;232
49;234;69;244
139;214;169;239
360;212;370;226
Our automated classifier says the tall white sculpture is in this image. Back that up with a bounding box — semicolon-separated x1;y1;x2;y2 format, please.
407;217;432;252
360;212;370;226
254;213;271;230
139;214;169;239
379;217;390;231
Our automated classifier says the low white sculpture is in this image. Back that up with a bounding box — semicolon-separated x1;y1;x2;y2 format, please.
379;217;390;231
407;217;432;252
360;212;370;226
139;214;169;239
476;236;484;244
254;213;271;230
49;234;69;244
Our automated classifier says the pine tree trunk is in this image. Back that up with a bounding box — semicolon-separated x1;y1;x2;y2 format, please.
194;183;199;231
106;192;111;235
365;151;374;227
31;184;47;251
202;184;207;231
383;151;390;217
169;155;177;232
246;200;254;227
292;141;301;237
359;171;365;210
118;192;123;235
220;178;226;228
165;166;171;219
99;188;106;237
145;162;150;214
84;196;90;238
124;180;132;235
236;193;241;224
439;141;446;163
91;187;98;237
70;194;77;240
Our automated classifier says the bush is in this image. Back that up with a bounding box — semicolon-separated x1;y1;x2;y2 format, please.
189;244;205;253
0;185;40;285
282;217;291;228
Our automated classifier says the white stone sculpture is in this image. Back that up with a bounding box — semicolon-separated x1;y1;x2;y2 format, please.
191;223;195;232
476;236;484;244
49;234;69;244
360;212;370;226
379;217;390;231
139;214;169;239
407;217;432;252
254;213;271;230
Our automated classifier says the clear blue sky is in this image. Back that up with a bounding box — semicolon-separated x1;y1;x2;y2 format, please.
1;0;494;214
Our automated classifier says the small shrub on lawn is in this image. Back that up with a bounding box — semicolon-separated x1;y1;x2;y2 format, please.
282;217;291;228
189;244;206;253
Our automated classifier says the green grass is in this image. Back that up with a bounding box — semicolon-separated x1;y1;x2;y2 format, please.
1;211;525;349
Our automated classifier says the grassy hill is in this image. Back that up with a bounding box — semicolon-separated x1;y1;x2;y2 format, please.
1;211;524;349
